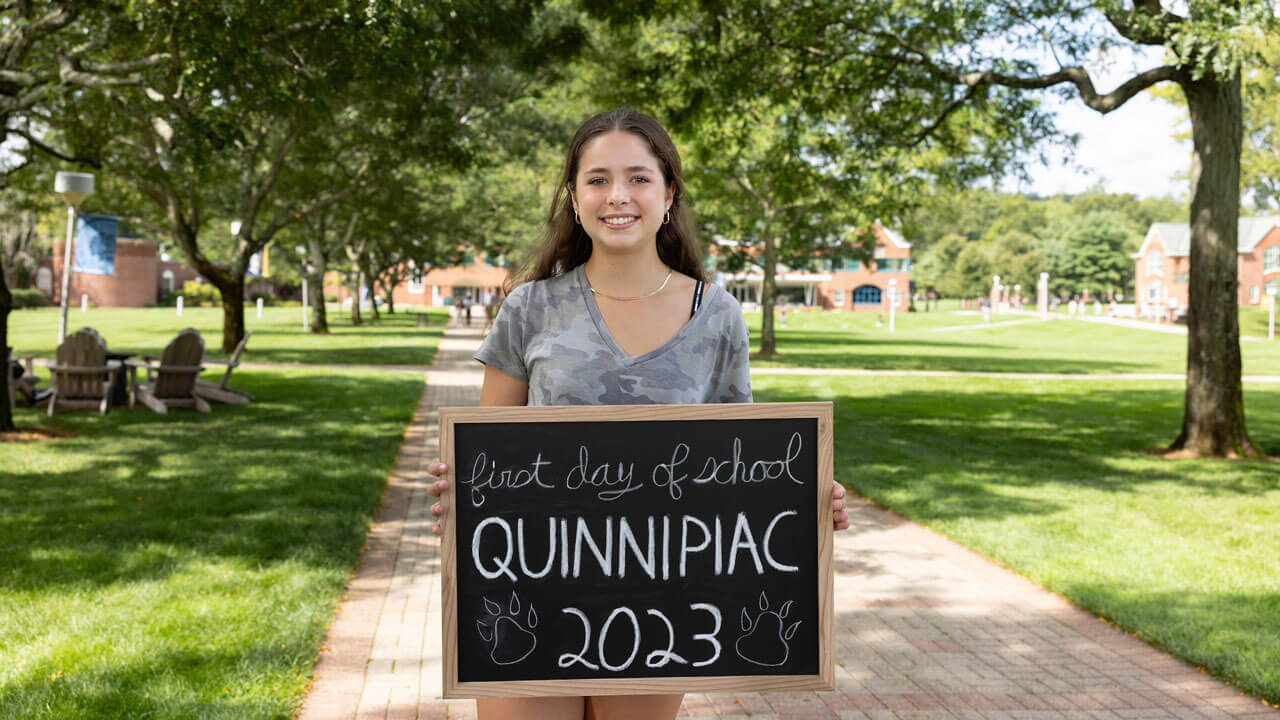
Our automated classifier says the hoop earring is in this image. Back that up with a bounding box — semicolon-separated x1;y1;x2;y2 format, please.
663;211;671;225
574;211;581;224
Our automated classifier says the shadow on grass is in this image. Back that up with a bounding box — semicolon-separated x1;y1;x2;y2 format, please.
747;330;1159;374
0;643;312;718
0;370;424;596
758;383;1280;523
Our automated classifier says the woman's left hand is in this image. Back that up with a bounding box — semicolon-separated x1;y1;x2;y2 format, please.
833;482;850;532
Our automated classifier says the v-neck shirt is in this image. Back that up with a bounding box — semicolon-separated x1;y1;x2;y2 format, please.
474;264;752;406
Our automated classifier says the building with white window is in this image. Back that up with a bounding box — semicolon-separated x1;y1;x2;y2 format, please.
716;222;912;312
1132;216;1280;315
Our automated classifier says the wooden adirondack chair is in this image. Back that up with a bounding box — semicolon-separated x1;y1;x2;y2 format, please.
44;328;120;416
128;328;210;415
195;330;254;404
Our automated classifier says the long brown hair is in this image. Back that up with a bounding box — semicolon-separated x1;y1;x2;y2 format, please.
512;109;704;289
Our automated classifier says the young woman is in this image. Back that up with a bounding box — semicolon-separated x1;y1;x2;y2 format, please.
426;108;850;720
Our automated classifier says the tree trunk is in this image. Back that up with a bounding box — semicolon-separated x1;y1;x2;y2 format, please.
218;279;246;355
1169;70;1260;458
759;232;779;356
349;273;363;326
382;277;395;314
0;262;15;433
364;265;380;322
307;239;329;334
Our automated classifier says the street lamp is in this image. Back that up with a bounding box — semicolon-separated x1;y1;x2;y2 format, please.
297;245;312;332
55;171;94;344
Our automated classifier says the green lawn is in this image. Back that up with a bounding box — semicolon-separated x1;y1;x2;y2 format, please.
5;306;1280;714
7;306;450;366
1242;304;1277;339
746;306;1280;375
0;368;424;719
755;374;1280;704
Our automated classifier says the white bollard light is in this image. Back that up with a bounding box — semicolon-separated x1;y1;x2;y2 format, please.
81;293;88;312
257;297;264;318
177;295;184;317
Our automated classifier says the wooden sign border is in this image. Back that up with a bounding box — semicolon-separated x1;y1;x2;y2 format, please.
438;402;835;698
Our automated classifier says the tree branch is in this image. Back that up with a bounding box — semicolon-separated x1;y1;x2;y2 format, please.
10;126;101;167
957;63;1182;114
1103;0;1185;46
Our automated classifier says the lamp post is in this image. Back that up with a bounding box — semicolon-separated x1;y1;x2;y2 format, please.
298;245;311;333
55;172;94;344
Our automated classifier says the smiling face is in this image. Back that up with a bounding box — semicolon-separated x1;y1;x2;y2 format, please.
570;130;675;256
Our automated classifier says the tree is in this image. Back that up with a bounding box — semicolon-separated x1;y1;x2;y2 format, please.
0;1;169;433
57;0;580;352
581;12;1038;357
1038;211;1138;297
659;0;1274;458
681;105;878;356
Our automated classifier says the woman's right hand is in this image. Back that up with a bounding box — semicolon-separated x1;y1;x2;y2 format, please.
426;461;450;535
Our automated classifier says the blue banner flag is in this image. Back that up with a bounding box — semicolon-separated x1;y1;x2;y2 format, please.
73;214;119;276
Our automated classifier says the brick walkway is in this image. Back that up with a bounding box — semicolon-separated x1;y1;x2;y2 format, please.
297;323;1279;720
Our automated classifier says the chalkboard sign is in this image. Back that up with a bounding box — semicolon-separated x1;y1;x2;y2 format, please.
438;403;834;698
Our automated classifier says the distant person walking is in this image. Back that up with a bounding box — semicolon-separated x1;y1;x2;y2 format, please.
483;290;501;330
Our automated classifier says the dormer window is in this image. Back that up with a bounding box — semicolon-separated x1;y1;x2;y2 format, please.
1147;249;1163;276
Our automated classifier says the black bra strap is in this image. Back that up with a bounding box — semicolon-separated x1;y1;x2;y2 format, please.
691;280;705;317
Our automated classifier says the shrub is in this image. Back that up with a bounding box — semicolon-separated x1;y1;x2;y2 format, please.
179;281;221;307
10;288;50;309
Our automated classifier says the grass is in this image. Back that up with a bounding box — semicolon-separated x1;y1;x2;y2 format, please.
1242;304;1277;339
5;305;1280;713
755;374;1280;704
745;305;1280;375
7;305;450;366
0;368;424;718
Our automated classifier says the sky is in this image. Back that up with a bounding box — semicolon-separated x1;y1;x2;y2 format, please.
1008;45;1193;200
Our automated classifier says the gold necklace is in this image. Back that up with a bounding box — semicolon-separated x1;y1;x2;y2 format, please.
587;269;673;301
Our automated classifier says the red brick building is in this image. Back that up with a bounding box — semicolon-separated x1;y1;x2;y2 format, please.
719;222;912;312
1132;216;1280;317
329;224;913;314
325;255;509;309
42;238;202;307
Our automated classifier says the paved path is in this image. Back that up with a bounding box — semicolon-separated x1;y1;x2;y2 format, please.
297;324;1279;720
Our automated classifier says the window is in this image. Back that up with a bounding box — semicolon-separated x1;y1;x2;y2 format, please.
1175;272;1189;284
1265;245;1280;273
833;289;845;307
873;246;886;259
1147;249;1163;276
852;284;882;305
1251;285;1260;303
840;257;860;271
1267;278;1279;298
162;270;175;293
1147;279;1162;303
876;258;910;272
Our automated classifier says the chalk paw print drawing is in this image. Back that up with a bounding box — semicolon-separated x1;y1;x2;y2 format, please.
476;591;538;665
734;592;800;667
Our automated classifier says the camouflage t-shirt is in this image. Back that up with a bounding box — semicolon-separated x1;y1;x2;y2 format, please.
474;264;752;406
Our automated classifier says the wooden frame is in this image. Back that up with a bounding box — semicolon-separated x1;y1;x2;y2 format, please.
195;330;254;404
438;402;834;698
